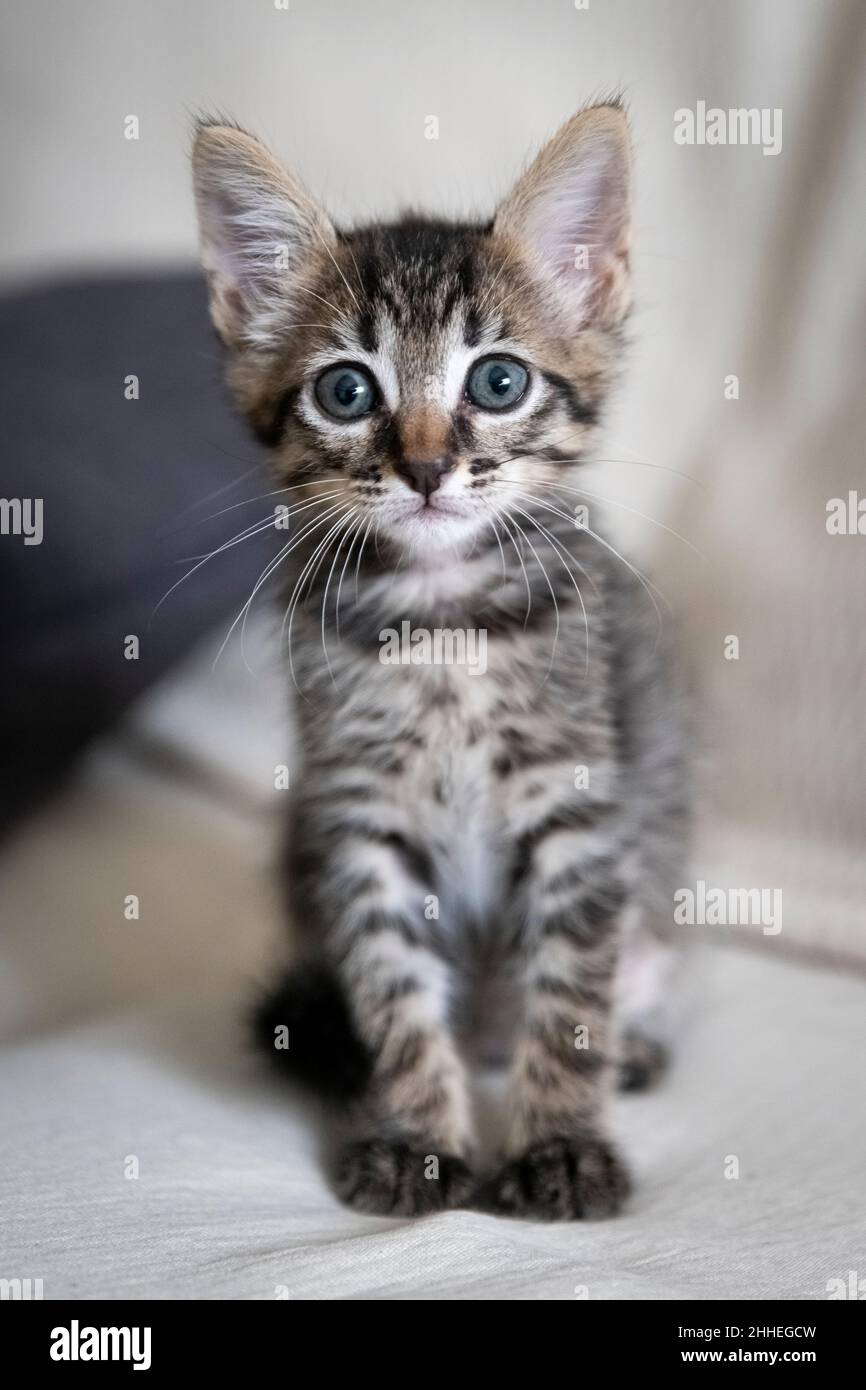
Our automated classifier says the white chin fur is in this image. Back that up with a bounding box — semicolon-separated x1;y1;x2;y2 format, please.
381;500;487;560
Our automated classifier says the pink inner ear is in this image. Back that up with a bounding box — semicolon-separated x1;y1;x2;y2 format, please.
201;186;278;299
533;152;620;282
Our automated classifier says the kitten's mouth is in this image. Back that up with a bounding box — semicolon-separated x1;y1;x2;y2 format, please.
417;499;461;519
401;494;467;521
382;490;483;552
389;497;464;522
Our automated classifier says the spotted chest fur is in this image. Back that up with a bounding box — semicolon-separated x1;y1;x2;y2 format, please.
303;642;613;940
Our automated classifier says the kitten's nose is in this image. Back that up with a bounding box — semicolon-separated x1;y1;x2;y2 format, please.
394;456;455;500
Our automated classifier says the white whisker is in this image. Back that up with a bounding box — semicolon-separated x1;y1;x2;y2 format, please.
354;514;375;603
479;498;509;585
491;503;532;626
525;477;704;556
320;510;360;684
182;476;345;530
504;498;590;675
496;484;670;635
213;500;351;673
283;506;356;695
334;512;366;638
502;508;560;679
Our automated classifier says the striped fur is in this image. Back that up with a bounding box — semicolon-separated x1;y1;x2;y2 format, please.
196;103;689;1220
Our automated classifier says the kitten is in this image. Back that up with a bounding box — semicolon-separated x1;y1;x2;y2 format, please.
192;102;689;1221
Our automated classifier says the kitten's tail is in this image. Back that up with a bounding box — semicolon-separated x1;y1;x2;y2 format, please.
251;962;373;1103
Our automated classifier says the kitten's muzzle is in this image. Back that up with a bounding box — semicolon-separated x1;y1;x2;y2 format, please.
393;456;456;501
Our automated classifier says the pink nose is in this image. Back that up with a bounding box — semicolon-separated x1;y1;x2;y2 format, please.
394;456;455;500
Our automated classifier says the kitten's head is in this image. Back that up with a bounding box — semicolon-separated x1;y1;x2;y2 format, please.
192;105;631;563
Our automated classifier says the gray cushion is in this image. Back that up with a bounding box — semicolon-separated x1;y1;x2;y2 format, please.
0;273;277;833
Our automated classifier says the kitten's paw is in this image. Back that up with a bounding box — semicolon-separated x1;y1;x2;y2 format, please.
477;1136;631;1222
618;1030;669;1092
333;1137;474;1217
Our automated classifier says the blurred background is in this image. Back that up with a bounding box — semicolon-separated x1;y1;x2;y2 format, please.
1;0;866;1304
1;0;864;1037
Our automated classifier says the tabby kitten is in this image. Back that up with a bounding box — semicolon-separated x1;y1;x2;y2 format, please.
193;102;688;1221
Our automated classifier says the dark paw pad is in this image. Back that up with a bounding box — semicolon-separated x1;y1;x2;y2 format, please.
333;1137;474;1217
478;1136;630;1221
618;1031;669;1092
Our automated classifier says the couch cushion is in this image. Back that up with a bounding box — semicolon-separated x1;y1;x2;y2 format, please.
1;948;863;1300
0;273;277;834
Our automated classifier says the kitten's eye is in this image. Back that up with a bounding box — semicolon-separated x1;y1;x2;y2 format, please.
314;364;379;420
465;357;529;411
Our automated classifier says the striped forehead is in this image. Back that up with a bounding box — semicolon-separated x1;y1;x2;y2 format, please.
374;305;473;411
332;223;505;410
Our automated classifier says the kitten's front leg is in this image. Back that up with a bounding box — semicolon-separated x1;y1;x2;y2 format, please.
298;829;474;1216
331;911;474;1216
482;825;631;1221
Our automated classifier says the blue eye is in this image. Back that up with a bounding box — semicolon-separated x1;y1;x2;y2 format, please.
466;357;529;410
314;364;378;420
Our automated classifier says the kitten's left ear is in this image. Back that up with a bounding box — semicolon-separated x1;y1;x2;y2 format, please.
192;118;336;350
494;104;632;330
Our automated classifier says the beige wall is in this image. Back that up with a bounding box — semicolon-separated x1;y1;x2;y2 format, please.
0;0;843;544
0;0;812;280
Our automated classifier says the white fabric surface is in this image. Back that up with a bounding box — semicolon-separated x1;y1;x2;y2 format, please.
2;947;863;1301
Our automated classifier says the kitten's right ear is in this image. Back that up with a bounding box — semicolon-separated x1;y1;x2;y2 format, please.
494;103;632;331
192;119;335;349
